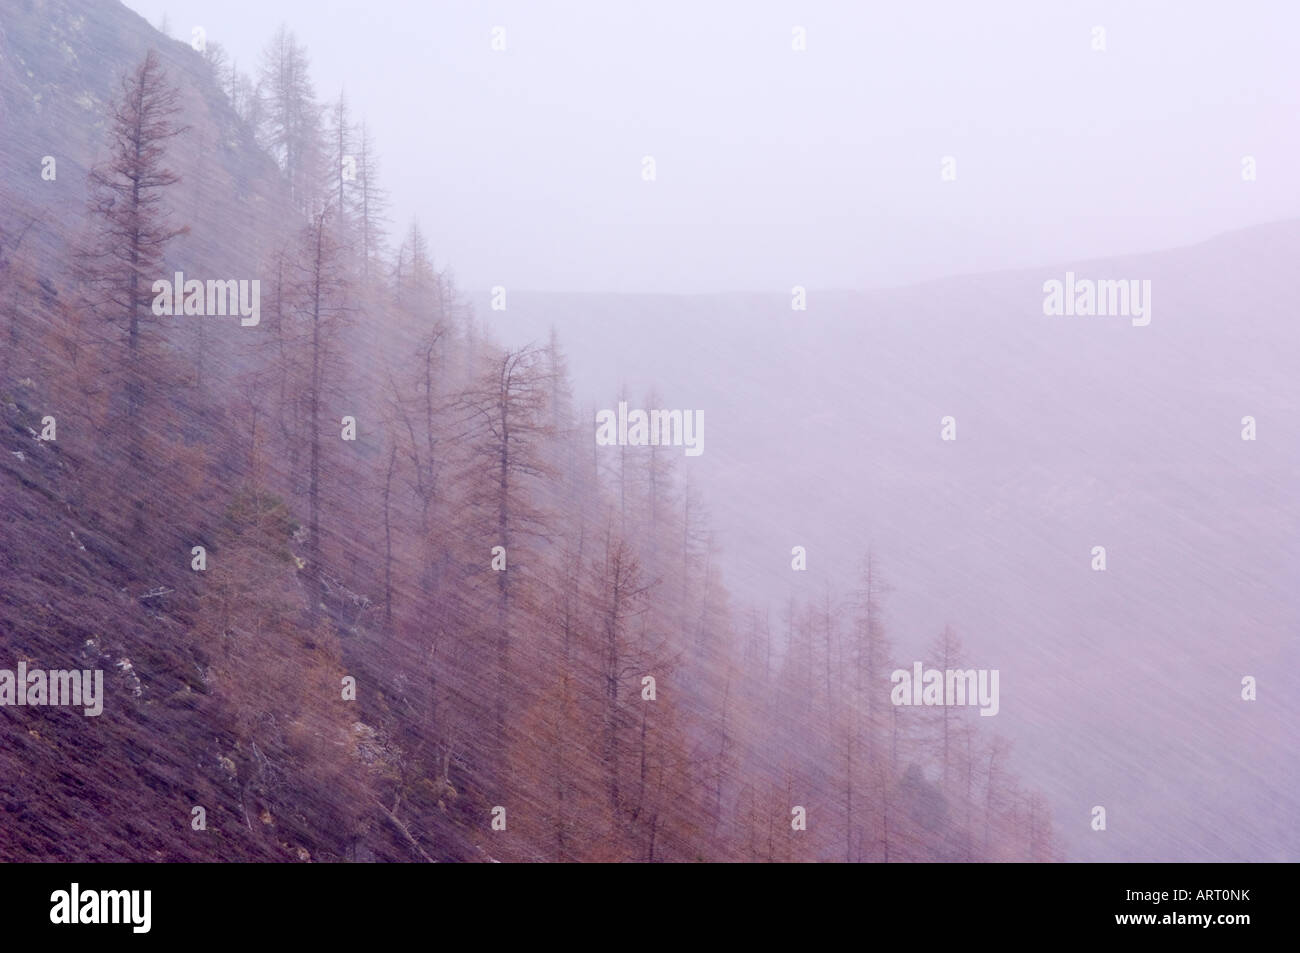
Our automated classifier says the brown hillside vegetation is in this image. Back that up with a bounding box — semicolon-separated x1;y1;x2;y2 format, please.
0;0;1059;862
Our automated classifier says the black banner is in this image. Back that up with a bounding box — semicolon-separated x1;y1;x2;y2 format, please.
0;862;1280;941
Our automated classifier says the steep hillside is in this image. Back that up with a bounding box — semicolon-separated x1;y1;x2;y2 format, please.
11;0;1275;866
0;388;446;861
0;0;483;862
0;0;288;268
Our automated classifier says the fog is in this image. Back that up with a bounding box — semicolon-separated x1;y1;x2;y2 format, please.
125;0;1300;293
39;0;1288;864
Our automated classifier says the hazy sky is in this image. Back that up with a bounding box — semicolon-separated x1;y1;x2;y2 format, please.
122;0;1300;293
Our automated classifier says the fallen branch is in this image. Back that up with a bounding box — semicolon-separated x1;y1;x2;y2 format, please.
373;797;435;863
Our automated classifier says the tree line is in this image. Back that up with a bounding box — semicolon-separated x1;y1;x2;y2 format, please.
0;27;1060;862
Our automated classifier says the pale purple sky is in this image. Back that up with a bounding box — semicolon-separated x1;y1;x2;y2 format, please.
123;0;1299;294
